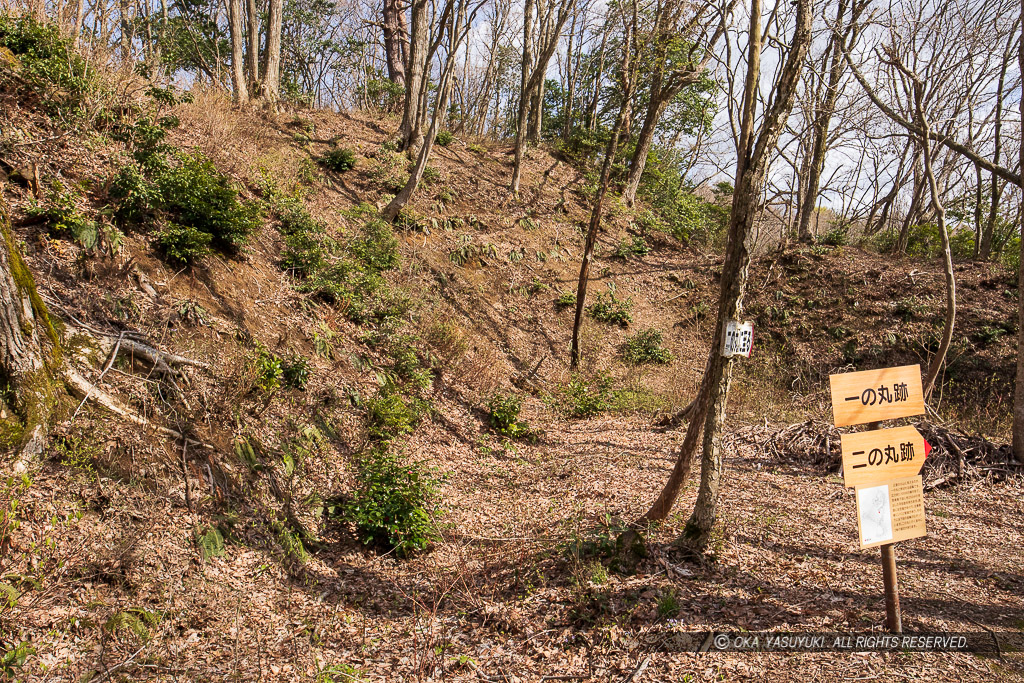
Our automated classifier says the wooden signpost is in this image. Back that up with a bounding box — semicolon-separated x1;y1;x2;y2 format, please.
828;364;929;634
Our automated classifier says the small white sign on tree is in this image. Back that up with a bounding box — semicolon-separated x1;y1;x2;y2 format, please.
722;320;753;358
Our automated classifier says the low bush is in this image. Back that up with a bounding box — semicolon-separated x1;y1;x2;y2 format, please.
0;15;95;117
319;147;356;173
555;291;577;308
281;354;311;389
158;151;261;251
612;235;650;259
621;329;673;364
587;290;633;326
364;383;426;442
27;183;100;249
561;374;612;419
435;130;455;147
339;446;439;557
252;343;284;393
487;393;534;440
157;222;211;264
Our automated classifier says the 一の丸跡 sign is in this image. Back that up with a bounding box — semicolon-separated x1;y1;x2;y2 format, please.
829;364;925;427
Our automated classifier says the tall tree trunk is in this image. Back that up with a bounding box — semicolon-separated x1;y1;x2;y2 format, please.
643;0;811;529
527;77;544;143
795;0;851;244
914;88;955;402
228;0;249;103
509;0;536;194
0;190;62;459
679;0;811;553
896;164;924;254
586;23;608;131
245;0;260;92
259;0;283;103
621;93;670;206
1013;0;1024;463
399;0;428;150
570;0;638;369
382;0;408;85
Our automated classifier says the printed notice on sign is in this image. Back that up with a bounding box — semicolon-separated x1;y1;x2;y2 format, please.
855;475;926;549
857;484;893;546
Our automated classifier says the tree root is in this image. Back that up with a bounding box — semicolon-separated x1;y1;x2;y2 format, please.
64;368;211;449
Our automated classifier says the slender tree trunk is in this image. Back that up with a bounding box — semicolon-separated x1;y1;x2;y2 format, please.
382;0;408;85
245;0;260;92
1012;0;1024;463
679;0;811;553
259;0;283;103
896;164;924;254
973;164;984;258
528;77;544;143
399;0;428;150
228;0;249;103
915;87;955;403
586;24;608;131
622;93;670;206
0;191;61;459
570;1;638;369
510;0;536;194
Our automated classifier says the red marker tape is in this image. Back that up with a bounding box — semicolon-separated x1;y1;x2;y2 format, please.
923;439;932;458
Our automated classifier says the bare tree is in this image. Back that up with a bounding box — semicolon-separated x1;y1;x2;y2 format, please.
568;0;640;370
510;0;577;194
620;0;731;206
642;0;812;525
384;0;486;219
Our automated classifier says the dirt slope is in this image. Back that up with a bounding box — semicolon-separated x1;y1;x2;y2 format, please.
0;87;1021;682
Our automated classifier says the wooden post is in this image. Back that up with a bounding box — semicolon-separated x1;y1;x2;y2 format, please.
881;542;902;633
866;419;901;633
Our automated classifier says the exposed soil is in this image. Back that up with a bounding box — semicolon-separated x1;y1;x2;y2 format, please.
1;90;1021;681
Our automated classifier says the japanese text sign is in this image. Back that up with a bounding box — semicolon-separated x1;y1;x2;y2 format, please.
829;364;925;427
722;320;753;358
841;426;926;488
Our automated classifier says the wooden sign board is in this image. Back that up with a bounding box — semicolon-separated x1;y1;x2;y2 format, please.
841;426;926;488
855;475;926;549
829;365;925;427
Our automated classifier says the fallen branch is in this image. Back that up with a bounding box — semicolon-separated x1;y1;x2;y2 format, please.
64;368;211;449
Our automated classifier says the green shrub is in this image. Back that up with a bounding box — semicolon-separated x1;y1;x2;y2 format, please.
365;383;425;442
621;329;673;364
157;151;260;251
612;234;650;259
435;130;455;147
27;183;99;249
109;163;161;224
252;344;284;393
587;290;633;326
359;78;404;113
562;374;612;419
0;15;94;117
157;222;211;264
555;291;577;308
819;226;848;246
467;143;485;154
487;393;533;439
420;165;441;186
110;115;178;171
281;354;311;389
320;147;357;173
339;446;439;556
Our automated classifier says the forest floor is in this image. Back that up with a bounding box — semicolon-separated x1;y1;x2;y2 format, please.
6;409;1024;681
1;88;1023;681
